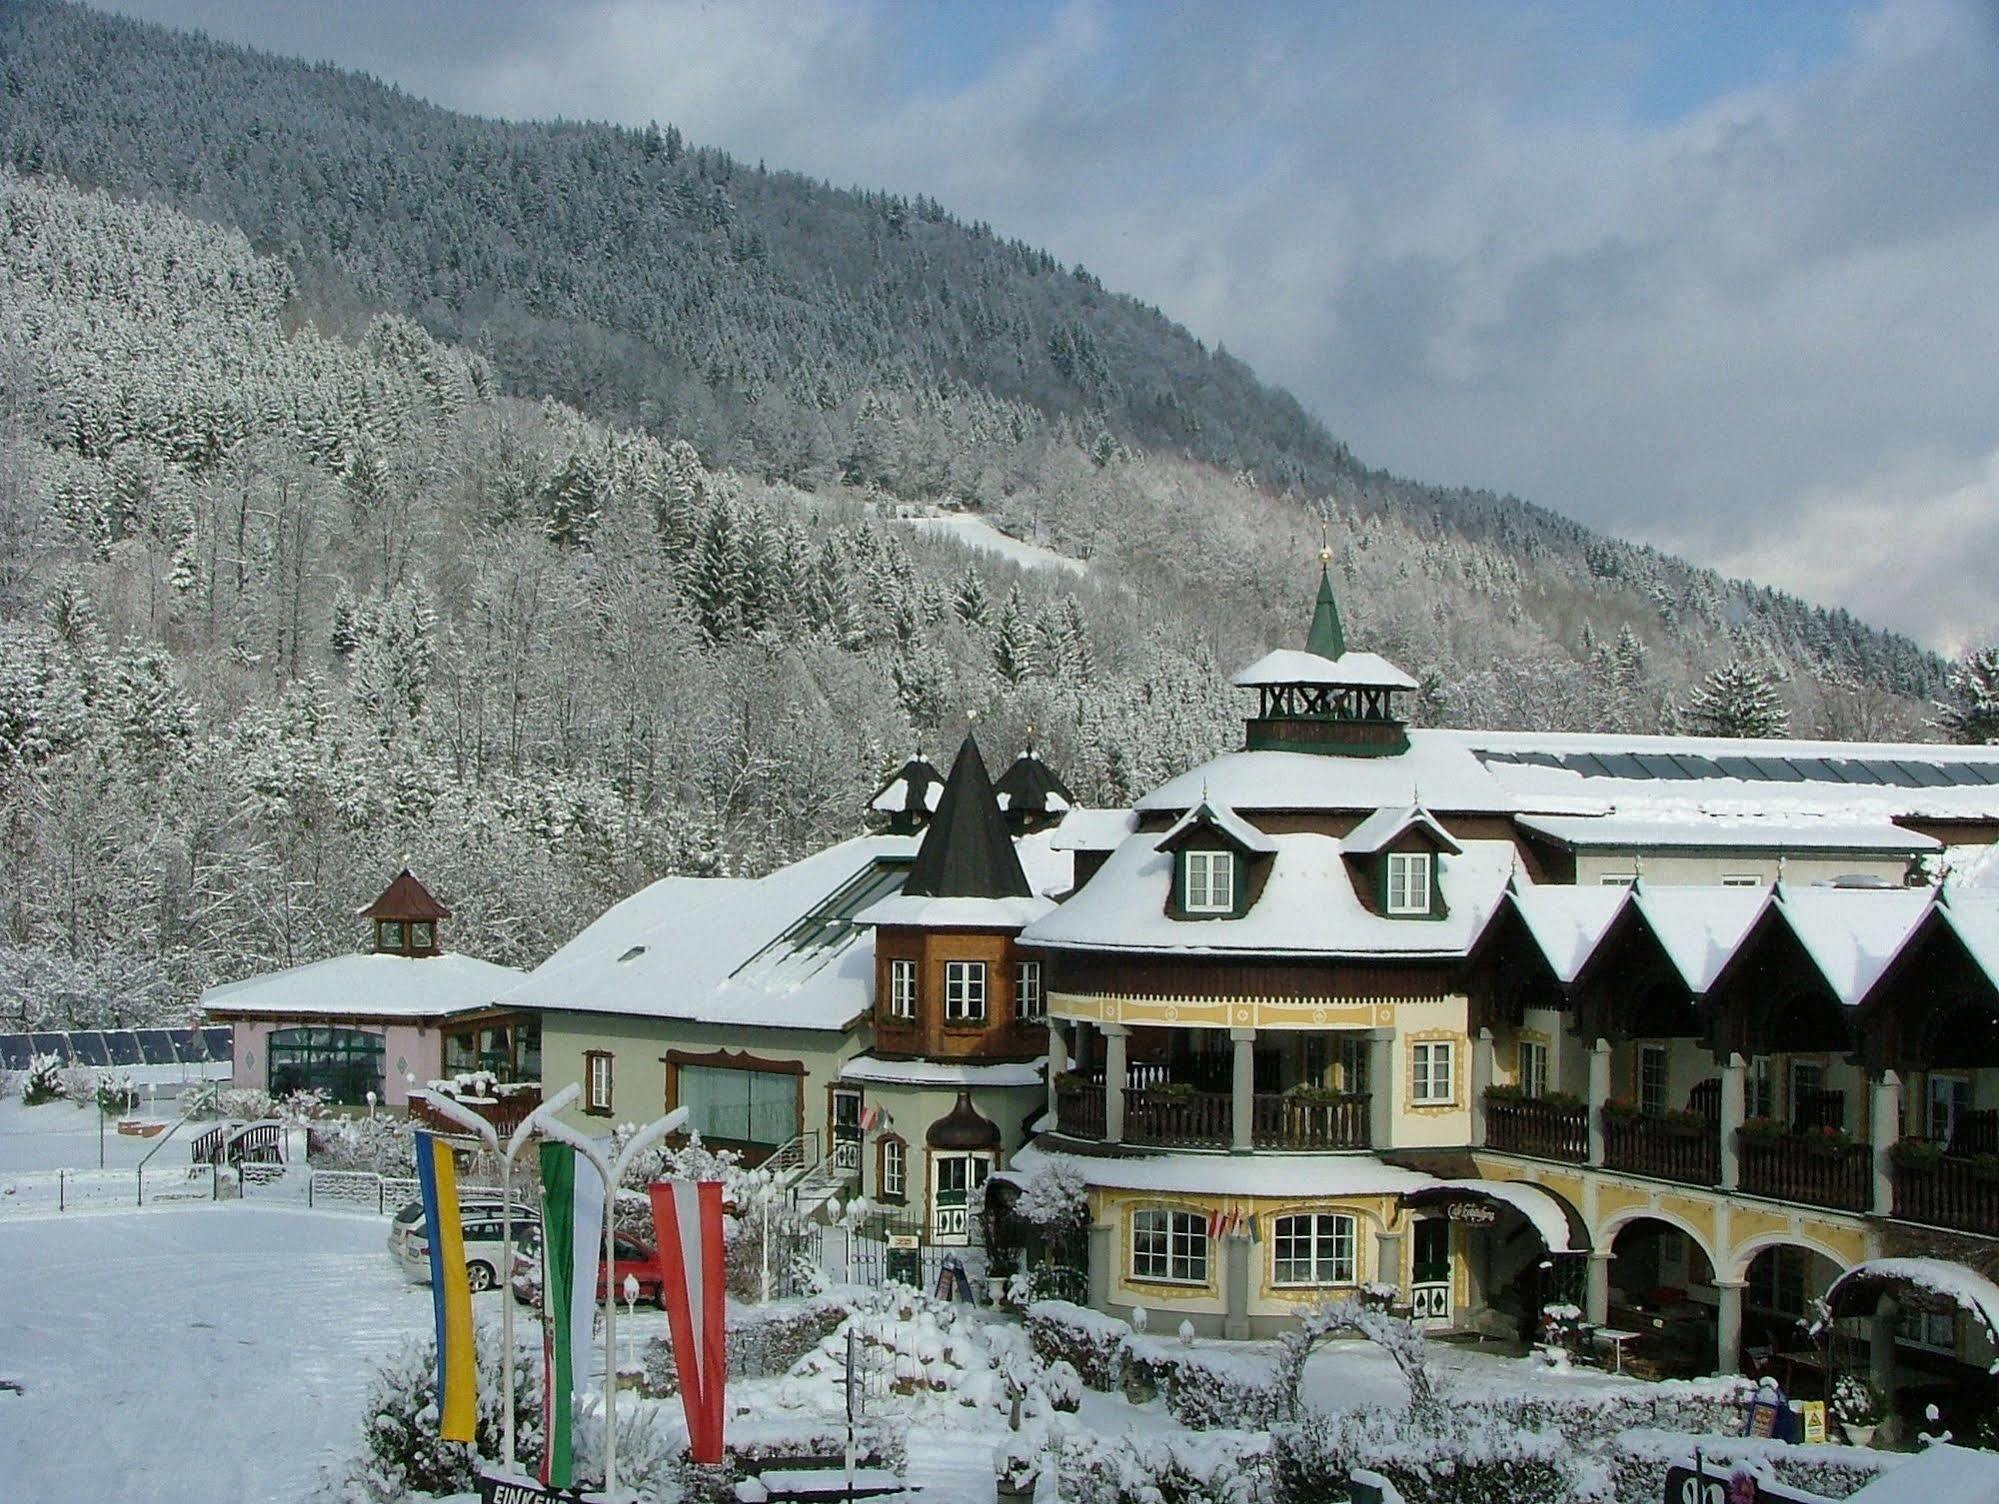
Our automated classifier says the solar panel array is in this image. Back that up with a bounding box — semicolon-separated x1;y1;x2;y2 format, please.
1477;748;1999;789
0;1026;232;1072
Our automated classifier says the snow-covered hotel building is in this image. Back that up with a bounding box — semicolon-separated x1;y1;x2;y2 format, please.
520;560;1999;1423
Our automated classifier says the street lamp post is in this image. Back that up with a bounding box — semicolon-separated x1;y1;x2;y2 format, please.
416;1081;582;1473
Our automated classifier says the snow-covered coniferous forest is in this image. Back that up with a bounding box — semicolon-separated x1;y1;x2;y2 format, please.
0;0;1980;1029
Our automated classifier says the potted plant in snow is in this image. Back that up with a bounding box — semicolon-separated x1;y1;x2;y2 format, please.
1830;1374;1885;1447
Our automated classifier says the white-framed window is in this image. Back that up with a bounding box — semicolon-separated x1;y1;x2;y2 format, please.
880;1136;906;1201
1182;850;1236;914
1410;1040;1455;1105
1721;874;1762;888
1015;960;1044;1021
887;958;917;1020
1131;1208;1208;1284
1927;1074;1972;1146
1600;874;1636;887
1748;1055;1776;1120
944;961;987;1022
1271;1212;1357;1287
931;1151;990;1243
1517;1040;1548;1100
1385;851;1432;914
585;1050;614;1114
1638;1044;1668;1117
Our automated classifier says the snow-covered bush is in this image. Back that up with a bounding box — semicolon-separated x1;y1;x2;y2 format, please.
94;1073;141;1116
1606;1431;1892;1504
1830;1374;1884;1427
0;1067;21;1100
1270;1413;1353;1504
21;1054;65;1105
1047;1425;1272;1504
308;1115;416;1176
1026;1298;1131;1390
641;1294;847;1395
186;1084;326;1123
1127;1337;1289;1431
1273;1301;1441;1423
325;1322;541;1501
57;1063;98;1105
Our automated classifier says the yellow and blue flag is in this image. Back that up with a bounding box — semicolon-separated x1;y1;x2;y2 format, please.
414;1129;477;1443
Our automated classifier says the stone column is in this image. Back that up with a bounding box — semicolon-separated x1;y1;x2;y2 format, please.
1368;1030;1396;1151
1587;1039;1612;1168
1224;1228;1252;1339
1870;1070;1902;1219
1470;1028;1495;1148
1375;1229;1406;1298
1719;1053;1746;1191
1869;1295;1900;1445
1231;1027;1256;1154
1586;1249;1613;1326
1715;1279;1747;1375
1088;1221;1114;1311
1046;1020;1067;1127
1103;1022;1128;1145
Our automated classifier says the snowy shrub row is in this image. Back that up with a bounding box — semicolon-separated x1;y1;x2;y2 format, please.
999;1421;1271;1504
185;1083;326;1122
1025;1300;1288;1429
639;1294;847;1396
1606;1430;1894;1504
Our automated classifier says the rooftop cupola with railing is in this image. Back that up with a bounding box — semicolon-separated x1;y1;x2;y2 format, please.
1232;548;1416;756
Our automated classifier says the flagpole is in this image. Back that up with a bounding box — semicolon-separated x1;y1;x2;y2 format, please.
414;1082;581;1475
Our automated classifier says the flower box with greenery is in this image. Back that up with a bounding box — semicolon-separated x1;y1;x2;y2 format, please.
1283;1083;1347;1106
1890;1137;1944;1167
1053;1070;1087;1090
1603;1099;1708;1131
1485;1084;1583;1108
1153;1081;1195;1099
1738;1116;1792;1142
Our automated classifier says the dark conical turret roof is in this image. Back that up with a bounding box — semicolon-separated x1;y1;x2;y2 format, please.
994;745;1075;819
869;751;944;832
360;869;451;921
926;1090;1002;1150
901;735;1032;900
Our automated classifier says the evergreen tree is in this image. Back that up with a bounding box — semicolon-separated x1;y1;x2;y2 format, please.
540;450;602;550
952;566;989;628
687;500;744;645
992;587;1034;685
1679;660;1789;739
1937;646;1999;744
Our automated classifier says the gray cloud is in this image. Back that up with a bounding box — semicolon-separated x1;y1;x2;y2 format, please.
101;0;1999;647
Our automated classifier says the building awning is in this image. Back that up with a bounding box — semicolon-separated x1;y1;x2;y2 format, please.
1396;1180;1588;1254
1823;1258;1999;1358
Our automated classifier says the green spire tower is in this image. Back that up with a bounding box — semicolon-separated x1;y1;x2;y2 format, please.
1306;545;1346;659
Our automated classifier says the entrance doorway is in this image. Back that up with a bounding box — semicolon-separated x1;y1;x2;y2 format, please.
1410;1218;1452;1327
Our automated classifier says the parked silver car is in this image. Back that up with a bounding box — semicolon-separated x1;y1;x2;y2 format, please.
387;1197;538;1293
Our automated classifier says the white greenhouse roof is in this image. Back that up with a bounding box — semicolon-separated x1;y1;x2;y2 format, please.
1023;830;1515;958
1231;648;1419;691
1516;813;1938;853
202;951;522;1021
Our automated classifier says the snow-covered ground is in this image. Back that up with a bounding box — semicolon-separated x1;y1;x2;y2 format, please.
898;513;1088;576
0;1205;452;1503
0;1096;204;1175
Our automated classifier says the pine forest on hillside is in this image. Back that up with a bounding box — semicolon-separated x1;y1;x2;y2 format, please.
0;2;1984;1031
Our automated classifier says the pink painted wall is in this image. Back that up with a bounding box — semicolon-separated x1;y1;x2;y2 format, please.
227;1018;444;1107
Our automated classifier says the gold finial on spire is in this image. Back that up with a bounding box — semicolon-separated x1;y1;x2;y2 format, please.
1318;519;1334;568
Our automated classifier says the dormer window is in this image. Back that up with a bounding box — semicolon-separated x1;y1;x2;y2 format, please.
1386;852;1432;915
1184;851;1236;914
411;921;435;953
378;919;405;953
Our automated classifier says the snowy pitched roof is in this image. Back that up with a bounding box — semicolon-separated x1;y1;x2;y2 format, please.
837;1054;1051;1089
1154;800;1279;856
1630;885;1771;992
1506;885;1629;984
202;950;521;1020
1516;813;1938;853
1137;743;1518;816
994;747;1075;818
1023;830;1514;958
1048;807;1138;852
869;754;944;816
500;835;917;1031
900;736;1031;900
1231;648;1419;691
1343;805;1462;857
1937;896;1999;989
1775;886;1934;1004
856;893;1055;930
359;869;451;921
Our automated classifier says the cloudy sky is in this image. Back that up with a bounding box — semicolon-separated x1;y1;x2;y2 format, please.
104;0;1999;650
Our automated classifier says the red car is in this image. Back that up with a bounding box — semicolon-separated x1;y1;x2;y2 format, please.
510;1226;665;1309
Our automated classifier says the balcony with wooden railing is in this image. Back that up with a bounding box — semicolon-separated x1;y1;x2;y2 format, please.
1892;1137;1999;1238
1253;1091;1371;1150
1484;1093;1588;1163
1124;1087;1231;1149
1601;1108;1721;1187
1054;1080;1106;1141
1737;1126;1870;1213
408;1081;543;1138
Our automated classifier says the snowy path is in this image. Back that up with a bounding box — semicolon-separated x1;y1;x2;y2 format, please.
903;1424;1000;1502
0;1204;444;1503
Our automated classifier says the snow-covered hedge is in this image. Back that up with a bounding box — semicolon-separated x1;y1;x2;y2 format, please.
640;1294;847;1395
998;1422;1271;1504
1025;1300;1291;1429
1606;1430;1895;1503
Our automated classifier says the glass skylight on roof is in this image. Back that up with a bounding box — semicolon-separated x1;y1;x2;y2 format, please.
1560;753;1616;778
1893;761;1952;788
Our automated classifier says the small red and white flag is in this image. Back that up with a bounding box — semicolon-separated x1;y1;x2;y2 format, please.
859;1105;883;1131
648;1180;727;1464
1207;1208;1239;1242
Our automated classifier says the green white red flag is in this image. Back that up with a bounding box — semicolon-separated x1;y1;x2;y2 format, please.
537;1140;604;1490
